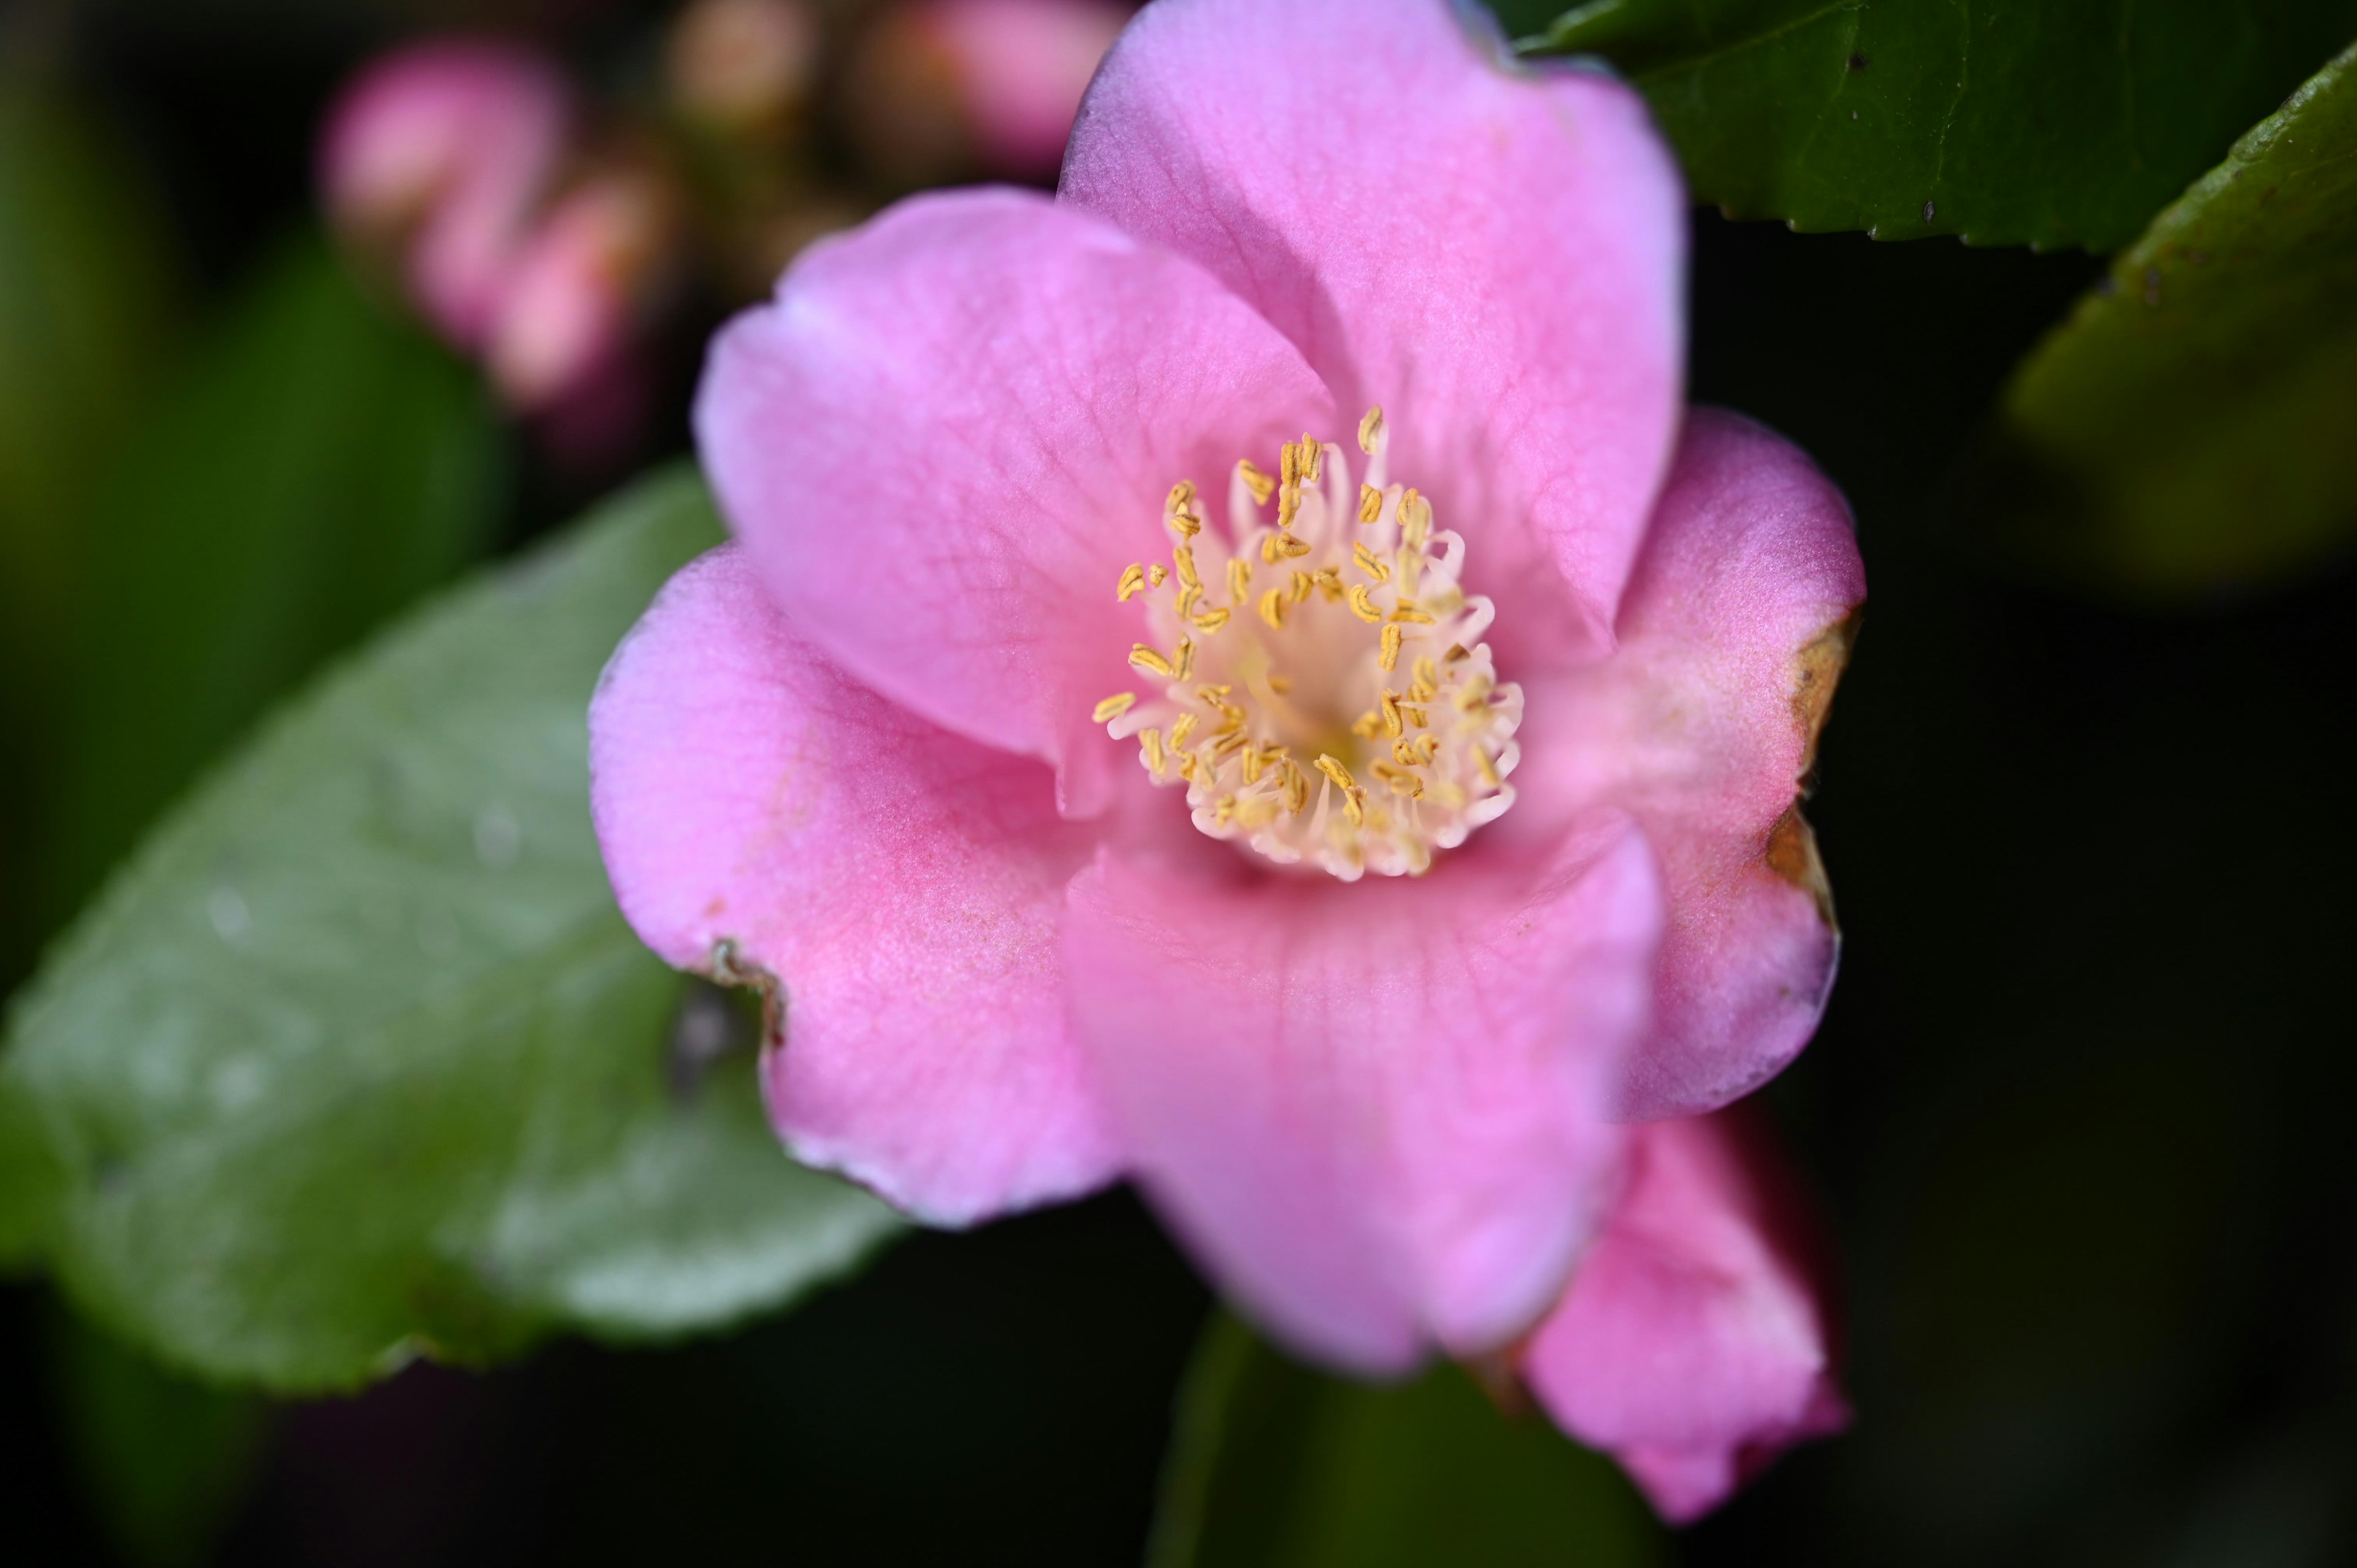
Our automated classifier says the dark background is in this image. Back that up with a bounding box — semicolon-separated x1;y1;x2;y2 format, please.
5;2;2355;1564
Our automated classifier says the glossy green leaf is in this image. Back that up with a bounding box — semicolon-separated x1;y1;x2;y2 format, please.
1149;1313;1665;1568
1963;42;2357;599
0;471;902;1391
1499;0;2357;249
39;234;509;929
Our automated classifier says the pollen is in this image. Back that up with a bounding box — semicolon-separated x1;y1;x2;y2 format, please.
1084;410;1522;881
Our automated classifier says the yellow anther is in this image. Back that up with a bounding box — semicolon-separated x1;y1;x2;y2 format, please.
1167;509;1202;539
1395;549;1423;598
1141;727;1167;776
1402;703;1428;729
1287;569;1314;605
1346;584;1384;624
1175;750;1202;784
1314;754;1357;791
1454;674;1495;711
1279;532;1311;558
1129;643;1176;678
1280;439;1299;490
1400;489;1433;548
1117;563;1148;601
1240;747;1266;784
1372;762;1424;798
1174;637;1196;680
1093;692;1137;724
1258;587;1287;630
1167;479;1197;511
1357;406;1385;455
1340;787;1366;828
1177;582;1202;618
1260;533;1285;565
1166;480;1202;536
1193;606;1232;632
1379;624;1403;671
1212;730;1250;758
1389;603;1436;624
1228;557;1252;601
1355;484;1383;525
1311;566;1344;601
1350;710;1384;738
1284;762;1310;814
1239;460;1275;505
1391;737;1423;767
1277;482;1301;532
1173;544;1199;589
1413;655;1439;692
1170;713;1199;750
1299;433;1323;484
1147;563;1169;587
1476;747;1501;787
1445;643;1471;663
1380;692;1405;738
1267;674;1293;694
1352;542;1389;581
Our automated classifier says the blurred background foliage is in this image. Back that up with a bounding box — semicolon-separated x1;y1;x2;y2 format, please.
3;0;2356;1564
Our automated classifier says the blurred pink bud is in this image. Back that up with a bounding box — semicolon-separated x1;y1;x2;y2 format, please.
319;39;570;347
848;0;1129;183
667;0;824;132
486;171;673;413
1519;1110;1850;1523
921;0;1129;176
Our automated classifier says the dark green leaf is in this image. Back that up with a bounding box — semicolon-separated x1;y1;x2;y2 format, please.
1;471;902;1391
1501;0;2357;249
47;1306;268;1568
1962;42;2357;599
1149;1313;1665;1568
39;233;509;927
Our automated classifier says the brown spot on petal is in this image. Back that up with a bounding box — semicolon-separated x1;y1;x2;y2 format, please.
1792;608;1862;781
705;936;788;1046
1766;806;1836;928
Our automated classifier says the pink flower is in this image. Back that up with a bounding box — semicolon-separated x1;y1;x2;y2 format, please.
319;39;570;348
590;0;1862;1509
1520;1110;1851;1521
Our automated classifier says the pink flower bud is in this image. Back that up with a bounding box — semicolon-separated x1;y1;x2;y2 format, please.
486;169;675;413
847;0;1130;184
319;39;570;347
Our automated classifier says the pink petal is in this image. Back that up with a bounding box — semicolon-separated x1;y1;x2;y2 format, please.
694;187;1334;820
1521;1110;1849;1523
589;544;1121;1224
1506;411;1865;1119
1063;817;1665;1372
1061;0;1686;664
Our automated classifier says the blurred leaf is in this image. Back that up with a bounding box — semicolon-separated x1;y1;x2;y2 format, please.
0;81;177;654
0;470;903;1391
1149;1313;1665;1568
1500;0;2357;249
40;233;509;928
48;1305;268;1568
1962;42;2357;600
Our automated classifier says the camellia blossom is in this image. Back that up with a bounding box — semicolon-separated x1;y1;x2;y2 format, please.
590;0;1863;1517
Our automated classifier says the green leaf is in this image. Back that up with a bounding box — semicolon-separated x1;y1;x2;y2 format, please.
1961;42;2357;599
0;80;177;652
1501;0;2357;249
1;470;902;1391
1149;1313;1666;1568
47;1306;268;1568
39;233;509;928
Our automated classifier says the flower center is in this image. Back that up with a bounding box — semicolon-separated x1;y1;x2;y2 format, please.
1091;407;1521;881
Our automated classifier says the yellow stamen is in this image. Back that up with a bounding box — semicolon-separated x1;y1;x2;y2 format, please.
1278;532;1311;558
1267;674;1293;694
1380;692;1404;738
1117;563;1148;602
1389;603;1436;624
1093;692;1137;724
1350;710;1384;738
1258;587;1287;630
1357;406;1385;455
1147;563;1169;587
1314;754;1357;791
1352;542;1388;581
1287;569;1314;605
1379;624;1403;671
1173;544;1200;589
1356;484;1382;525
1476;747;1501;787
1400;489;1433;548
1170;713;1198;750
1129;643;1176;678
1174;637;1196;680
1346;584;1384;624
1228;557;1252;602
1193;606;1232;632
1238;460;1275;505
1141;727;1167;776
